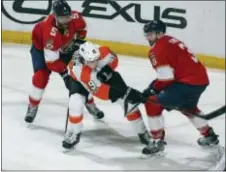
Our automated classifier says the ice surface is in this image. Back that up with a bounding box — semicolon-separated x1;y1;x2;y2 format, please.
2;44;225;170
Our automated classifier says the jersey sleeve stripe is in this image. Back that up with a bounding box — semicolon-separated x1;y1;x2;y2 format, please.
98;53;116;68
156;65;175;81
72;65;83;81
44;48;60;62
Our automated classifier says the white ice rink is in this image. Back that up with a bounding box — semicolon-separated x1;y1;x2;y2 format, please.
2;44;225;170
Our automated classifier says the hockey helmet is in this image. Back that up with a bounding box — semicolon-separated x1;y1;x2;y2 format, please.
143;20;166;46
52;0;72;27
79;42;100;67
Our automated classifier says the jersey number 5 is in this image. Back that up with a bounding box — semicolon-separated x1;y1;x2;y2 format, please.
50;27;57;36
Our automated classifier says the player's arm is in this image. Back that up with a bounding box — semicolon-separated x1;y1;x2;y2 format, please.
146;50;174;94
153;65;174;91
107;49;118;70
95;51;143;104
72;12;87;40
76;22;87;40
61;12;87;55
31;23;43;50
44;47;67;73
96;46;118;83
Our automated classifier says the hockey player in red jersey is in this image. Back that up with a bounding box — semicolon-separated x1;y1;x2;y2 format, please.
25;0;104;123
141;20;219;156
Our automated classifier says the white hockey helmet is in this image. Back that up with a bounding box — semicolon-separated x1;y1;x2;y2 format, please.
79;41;100;62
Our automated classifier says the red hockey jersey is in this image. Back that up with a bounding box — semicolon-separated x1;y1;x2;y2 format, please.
32;11;87;73
148;35;209;91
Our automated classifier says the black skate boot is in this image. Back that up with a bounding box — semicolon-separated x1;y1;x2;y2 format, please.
142;138;166;157
85;103;104;119
138;131;151;145
62;131;81;149
24;105;38;123
197;127;219;146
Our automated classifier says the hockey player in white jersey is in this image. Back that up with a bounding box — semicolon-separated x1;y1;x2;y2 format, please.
62;41;151;149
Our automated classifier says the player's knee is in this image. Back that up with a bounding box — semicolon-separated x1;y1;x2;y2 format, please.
69;94;86;116
181;107;201;117
145;102;163;117
32;69;50;89
126;110;142;121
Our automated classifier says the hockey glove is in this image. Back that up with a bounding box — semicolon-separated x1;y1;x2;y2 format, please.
143;79;172;111
143;79;159;97
123;87;147;104
61;39;86;55
59;53;72;65
59;70;71;90
97;65;114;83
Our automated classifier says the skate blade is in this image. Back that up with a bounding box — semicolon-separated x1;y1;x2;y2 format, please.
200;144;224;151
25;123;34;128
62;146;76;154
93;118;105;124
140;151;165;159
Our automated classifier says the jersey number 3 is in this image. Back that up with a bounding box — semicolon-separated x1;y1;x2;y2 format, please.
170;38;199;63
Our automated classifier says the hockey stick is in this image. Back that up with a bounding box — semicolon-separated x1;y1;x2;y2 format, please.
65;108;69;133
125;96;226;120
192;105;226;120
120;85;226;120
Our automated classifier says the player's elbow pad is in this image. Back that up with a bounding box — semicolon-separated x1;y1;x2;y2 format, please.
109;57;119;70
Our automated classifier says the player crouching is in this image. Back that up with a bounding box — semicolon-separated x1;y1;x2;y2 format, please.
24;0;104;124
63;41;150;149
141;20;219;157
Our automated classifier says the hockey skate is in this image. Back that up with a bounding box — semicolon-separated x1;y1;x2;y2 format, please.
24;104;38;123
62;131;81;150
197;127;219;146
141;138;166;158
138;131;151;145
85;103;104;119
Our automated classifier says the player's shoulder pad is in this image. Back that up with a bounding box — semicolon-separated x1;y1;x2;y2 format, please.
39;14;55;29
99;46;113;59
71;11;83;20
43;14;54;23
153;35;172;54
71;11;86;29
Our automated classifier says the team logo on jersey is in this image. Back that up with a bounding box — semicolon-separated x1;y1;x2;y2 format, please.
149;52;157;66
45;39;54;50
